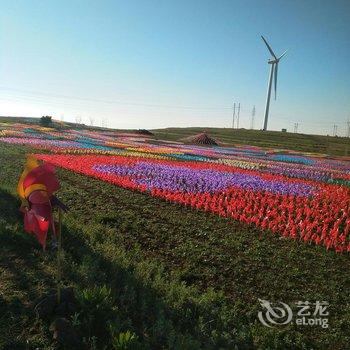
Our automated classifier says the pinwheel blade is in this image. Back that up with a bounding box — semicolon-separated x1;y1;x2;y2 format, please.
261;35;277;59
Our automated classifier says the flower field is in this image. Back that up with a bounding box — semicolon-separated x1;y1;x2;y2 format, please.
1;120;350;348
1;122;349;252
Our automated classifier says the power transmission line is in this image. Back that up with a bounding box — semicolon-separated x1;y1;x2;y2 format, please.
101;117;108;128
250;106;256;129
75;115;82;125
0;86;233;110
294;122;299;133
232;102;236;128
332;124;338;137
0;86;347;135
236;103;241;129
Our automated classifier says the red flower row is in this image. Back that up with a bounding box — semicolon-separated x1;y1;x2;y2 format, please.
36;154;350;252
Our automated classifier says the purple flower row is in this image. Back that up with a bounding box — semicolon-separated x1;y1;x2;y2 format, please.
93;162;315;196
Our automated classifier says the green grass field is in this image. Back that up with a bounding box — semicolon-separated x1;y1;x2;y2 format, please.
1;130;350;348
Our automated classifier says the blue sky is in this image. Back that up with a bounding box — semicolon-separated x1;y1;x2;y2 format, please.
0;0;349;135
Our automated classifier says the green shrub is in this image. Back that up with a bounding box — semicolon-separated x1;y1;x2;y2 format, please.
110;330;140;350
39;116;52;126
76;285;118;343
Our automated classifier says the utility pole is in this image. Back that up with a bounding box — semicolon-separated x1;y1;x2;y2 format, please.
333;124;338;137
294;122;299;133
102;117;108;128
89;117;94;126
250;106;256;129
347;118;350;138
236;103;241;129
232;103;236;128
75;116;82;127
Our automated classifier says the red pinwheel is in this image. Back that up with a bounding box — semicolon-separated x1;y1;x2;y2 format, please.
17;156;66;249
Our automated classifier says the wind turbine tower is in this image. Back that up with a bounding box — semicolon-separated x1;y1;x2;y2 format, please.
261;36;287;131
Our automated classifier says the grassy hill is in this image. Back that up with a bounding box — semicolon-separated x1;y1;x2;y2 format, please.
152;127;350;157
1;117;349;157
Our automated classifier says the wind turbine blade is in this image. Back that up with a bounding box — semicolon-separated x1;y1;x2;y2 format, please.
261;35;277;59
274;63;278;100
278;50;288;60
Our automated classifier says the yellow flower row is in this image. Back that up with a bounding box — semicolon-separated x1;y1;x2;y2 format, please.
213;158;264;170
52;148;171;160
0;130;23;136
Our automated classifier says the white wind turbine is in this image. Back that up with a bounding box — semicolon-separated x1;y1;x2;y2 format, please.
261;35;287;131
